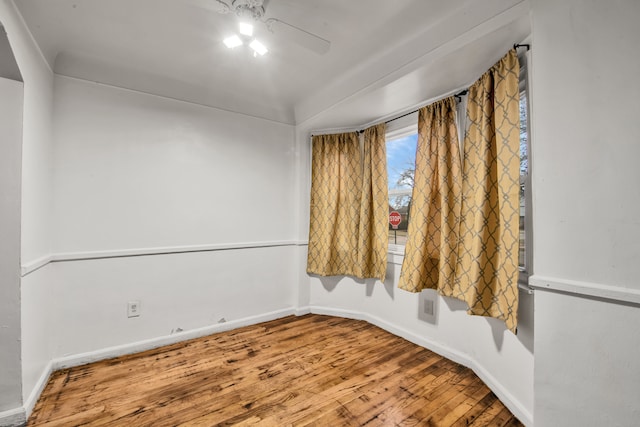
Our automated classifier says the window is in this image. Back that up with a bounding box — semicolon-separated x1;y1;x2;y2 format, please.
386;118;418;251
519;92;528;268
518;48;533;283
382;49;531;268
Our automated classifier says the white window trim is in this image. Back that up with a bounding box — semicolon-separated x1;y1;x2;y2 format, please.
386;115;418;257
518;47;534;291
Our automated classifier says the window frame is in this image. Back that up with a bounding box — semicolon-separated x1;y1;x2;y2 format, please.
518;48;533;287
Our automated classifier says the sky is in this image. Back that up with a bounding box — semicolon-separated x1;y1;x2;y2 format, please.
386;133;418;189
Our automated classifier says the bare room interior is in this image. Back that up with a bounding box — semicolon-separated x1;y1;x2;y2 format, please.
1;0;639;426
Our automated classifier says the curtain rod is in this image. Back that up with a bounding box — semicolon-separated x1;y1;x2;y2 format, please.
311;84;470;136
381;44;531;125
313;43;531;136
369;87;468;130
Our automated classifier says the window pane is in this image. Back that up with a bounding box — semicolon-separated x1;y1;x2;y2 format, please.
519;92;528;268
387;133;418;247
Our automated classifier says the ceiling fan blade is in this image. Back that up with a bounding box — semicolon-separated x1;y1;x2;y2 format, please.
211;0;232;13
185;0;231;14
265;18;330;55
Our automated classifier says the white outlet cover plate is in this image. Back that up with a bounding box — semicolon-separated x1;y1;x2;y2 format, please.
128;301;141;318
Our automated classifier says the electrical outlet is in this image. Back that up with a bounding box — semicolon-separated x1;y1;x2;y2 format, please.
127;301;141;318
423;299;434;316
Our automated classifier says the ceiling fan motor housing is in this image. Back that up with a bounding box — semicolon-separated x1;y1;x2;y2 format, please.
232;0;265;21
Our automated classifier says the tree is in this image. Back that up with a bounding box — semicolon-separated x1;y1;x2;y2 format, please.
389;164;414;210
396;167;415;188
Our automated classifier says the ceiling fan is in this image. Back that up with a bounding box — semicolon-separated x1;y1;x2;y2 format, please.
211;0;331;55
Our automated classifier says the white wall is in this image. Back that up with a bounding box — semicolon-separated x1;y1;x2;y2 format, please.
0;1;53;264
18;31;53;266
534;291;640;426
52;77;294;252
45;74;297;357
20;267;51;417
46;248;297;358
0;77;23;415
530;0;640;425
0;1;53;424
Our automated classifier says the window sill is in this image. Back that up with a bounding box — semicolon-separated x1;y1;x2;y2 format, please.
387;247;405;265
387;249;534;293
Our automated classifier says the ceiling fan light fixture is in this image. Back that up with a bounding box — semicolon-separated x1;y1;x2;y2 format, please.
223;35;243;49
216;0;331;55
249;39;268;56
239;22;253;36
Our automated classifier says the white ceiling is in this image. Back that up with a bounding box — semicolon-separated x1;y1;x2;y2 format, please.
15;0;531;125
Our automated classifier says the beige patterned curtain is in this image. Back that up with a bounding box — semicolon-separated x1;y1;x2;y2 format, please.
307;132;362;277
454;49;521;332
307;126;388;280
357;124;388;281
398;97;462;293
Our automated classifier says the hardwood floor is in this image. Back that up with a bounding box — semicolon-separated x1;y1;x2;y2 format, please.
28;314;523;426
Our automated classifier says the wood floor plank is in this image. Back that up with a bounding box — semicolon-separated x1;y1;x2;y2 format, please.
359;357;456;425
420;381;485;425
450;390;499;427
439;386;495;426
266;345;433;425
400;375;482;425
468;394;515;427
27;314;523;427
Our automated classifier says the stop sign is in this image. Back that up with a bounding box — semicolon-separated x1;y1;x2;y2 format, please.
389;211;402;229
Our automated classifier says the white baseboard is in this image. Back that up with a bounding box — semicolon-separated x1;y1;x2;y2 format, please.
294;306;311;316
22;360;54;422
305;306;365;321
53;308;296;370
305;305;533;427
0;406;26;427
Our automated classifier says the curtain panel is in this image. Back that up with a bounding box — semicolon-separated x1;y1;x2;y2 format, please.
307;132;362;277
307;125;388;280
357;124;389;281
454;49;521;333
398;97;462;293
